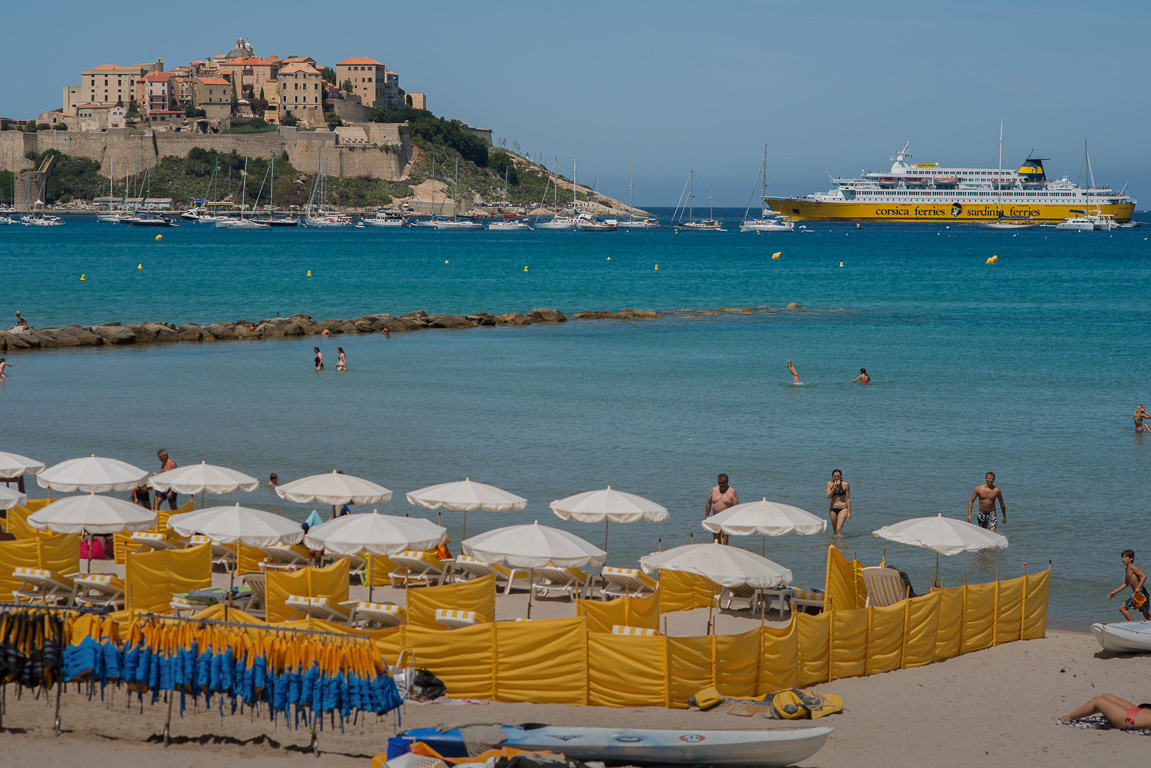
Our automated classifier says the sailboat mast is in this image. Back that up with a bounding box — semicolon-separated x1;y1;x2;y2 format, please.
688;171;694;221
997;117;1003;217
709;185;714;221
270;157;274;213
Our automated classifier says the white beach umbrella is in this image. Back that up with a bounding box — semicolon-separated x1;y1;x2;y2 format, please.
0;451;46;479
550;486;669;552
37;455;149;494
873;514;1008;586
0;485;28;510
464;521;606;569
407;478;526;539
149;461;260;505
275;471;393;506
641;542;793;634
169;503;305;617
464;521;606;618
305;511;447;601
27;493;157;572
168;504;304;547
701;498;826;554
640;542;793;589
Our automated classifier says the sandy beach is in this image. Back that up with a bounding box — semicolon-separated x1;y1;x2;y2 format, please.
2;563;1148;768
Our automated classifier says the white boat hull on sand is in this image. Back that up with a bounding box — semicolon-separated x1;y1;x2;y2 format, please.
398;724;833;767
1092;621;1151;653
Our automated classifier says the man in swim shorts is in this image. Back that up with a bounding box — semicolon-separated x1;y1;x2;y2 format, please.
156;449;178;510
967;472;1006;532
705;473;739;544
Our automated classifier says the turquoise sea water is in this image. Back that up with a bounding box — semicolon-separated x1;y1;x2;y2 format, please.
2;209;1150;625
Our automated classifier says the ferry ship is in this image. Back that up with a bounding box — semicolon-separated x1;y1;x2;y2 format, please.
767;143;1136;223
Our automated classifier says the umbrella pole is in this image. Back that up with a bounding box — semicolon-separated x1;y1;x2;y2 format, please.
604;520;609;554
85;532;92;574
934;552;940;588
462;510;467;541
368;555;374;603
227;542;238;620
761;534;765;557
707;581;715;635
527;568;534;620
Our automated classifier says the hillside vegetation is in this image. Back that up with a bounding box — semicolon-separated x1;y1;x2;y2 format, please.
23;108;592;209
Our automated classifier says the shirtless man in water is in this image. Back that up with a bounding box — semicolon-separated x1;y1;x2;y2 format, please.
1134;405;1150;432
786;360;800;385
705;474;739;544
967;472;1006;531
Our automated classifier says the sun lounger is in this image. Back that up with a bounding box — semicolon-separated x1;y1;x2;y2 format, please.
190;535;236;570
170;595;203;617
285;594;351;623
130;531;177;554
72;573;126;610
242;573;267;619
11;567;76;605
718;583;763;612
343;600;406;629
434;609;478;630
389;551;451;588
531;566;594;602
790;588;826;615
862;566;908;607
599;566;658;600
258;544;311;572
611;625;658;637
452;555;530;595
757;587;793;617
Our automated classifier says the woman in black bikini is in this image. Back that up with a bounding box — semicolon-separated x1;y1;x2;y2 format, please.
314;347;323;370
826;469;851;535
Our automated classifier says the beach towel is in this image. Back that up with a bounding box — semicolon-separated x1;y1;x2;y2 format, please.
1058;715;1151;736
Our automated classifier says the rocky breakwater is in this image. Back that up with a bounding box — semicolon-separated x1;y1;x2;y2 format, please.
0;308;569;353
0;304;826;354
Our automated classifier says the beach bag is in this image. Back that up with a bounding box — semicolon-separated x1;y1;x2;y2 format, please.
408;668;446;701
771;689;844;719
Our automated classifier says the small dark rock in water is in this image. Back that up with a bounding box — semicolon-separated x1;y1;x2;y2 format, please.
786;302;804;309
467;313;496;327
89;325;137;345
203;323;236;340
527;308;566;323
495;313;532;326
425;314;475;329
177;324;207;341
401;310;429;320
574;311;614;320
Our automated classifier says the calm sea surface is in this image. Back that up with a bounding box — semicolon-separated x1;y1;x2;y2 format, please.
2;208;1150;625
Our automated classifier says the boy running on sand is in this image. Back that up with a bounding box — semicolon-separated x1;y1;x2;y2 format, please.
1108;549;1150;621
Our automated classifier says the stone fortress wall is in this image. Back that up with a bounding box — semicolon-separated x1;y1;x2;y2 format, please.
0;123;411;181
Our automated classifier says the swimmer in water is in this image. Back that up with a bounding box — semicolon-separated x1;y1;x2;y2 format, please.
786;360;800;385
852;368;871;384
1135;404;1150;432
336;347;346;371
314;347;323;370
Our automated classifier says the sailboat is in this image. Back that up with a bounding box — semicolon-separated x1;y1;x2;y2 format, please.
126;167;178;227
536;159;579;230
575;172;618;231
617;163;659;230
673;172;724;231
979;120;1038;231
1055;140;1117;231
432;157;483;230
740;146;794;233
252;159;299;226
215;158;269;229
304;149;353;228
488;167;532;230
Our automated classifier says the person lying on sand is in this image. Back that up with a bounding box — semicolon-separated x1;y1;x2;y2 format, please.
1060;694;1151;730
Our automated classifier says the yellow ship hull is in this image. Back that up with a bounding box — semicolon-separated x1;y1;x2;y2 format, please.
767;198;1136;223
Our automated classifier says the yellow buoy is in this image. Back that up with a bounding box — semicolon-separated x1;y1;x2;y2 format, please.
444;260;449;264
154;234;162;241
137;264;142;270
772;252;781;259
839;262;844;267
80;274;86;281
654;265;659;271
986;255;998;264
306;270;312;277
607;257;611;261
524;266;529;272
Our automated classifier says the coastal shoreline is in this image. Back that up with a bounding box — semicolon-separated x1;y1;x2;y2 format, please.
0;304;814;354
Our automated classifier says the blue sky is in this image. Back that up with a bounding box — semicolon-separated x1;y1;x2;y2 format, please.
3;1;1147;205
